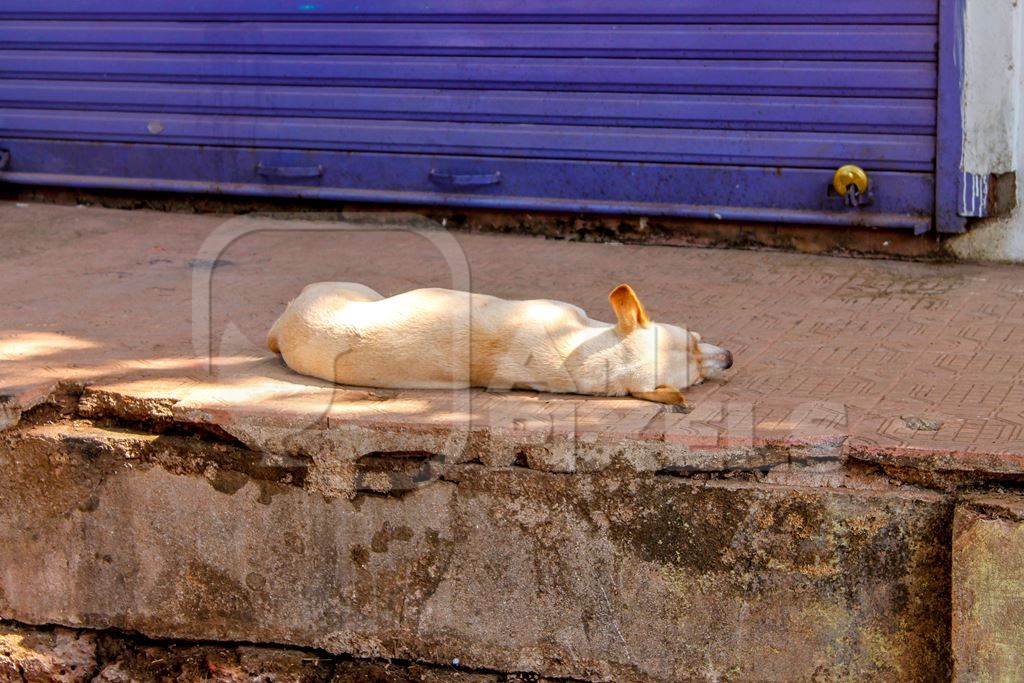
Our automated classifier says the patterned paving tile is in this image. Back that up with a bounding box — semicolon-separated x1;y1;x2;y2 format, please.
2;203;1023;474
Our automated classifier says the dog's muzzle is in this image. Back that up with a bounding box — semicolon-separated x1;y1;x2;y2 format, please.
698;342;733;378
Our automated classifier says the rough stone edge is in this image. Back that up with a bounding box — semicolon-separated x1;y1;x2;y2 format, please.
845;439;1024;490
11;408;944;507
0;381;63;433
0;395;19;432
7;383;849;477
8;381;1024;487
957;493;1024;522
0;617;570;682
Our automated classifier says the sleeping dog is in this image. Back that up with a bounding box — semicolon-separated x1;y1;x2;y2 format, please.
268;283;732;409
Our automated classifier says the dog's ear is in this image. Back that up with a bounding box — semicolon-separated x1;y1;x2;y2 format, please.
630;385;691;412
609;284;650;333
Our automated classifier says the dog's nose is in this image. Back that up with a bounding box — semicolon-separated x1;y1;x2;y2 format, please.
697;342;732;377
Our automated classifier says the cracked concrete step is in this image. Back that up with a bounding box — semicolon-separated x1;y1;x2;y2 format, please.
1;416;951;681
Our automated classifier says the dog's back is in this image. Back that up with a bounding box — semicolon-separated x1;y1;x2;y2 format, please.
268;282;596;391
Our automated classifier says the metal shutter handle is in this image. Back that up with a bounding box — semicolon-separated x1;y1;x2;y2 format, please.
429;169;501;188
256;163;324;179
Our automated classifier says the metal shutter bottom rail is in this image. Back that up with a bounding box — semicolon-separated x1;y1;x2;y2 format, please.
0;140;934;232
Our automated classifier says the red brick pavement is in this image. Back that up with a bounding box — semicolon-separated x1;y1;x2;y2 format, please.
2;202;1023;476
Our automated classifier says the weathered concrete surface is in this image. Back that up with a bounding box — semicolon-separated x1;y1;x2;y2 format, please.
0;621;522;682
3;202;1024;679
952;496;1024;682
0;413;952;681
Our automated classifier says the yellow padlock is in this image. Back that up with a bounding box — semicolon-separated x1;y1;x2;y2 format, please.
833;164;869;196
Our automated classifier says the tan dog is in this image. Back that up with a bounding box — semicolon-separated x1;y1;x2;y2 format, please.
268;283;732;409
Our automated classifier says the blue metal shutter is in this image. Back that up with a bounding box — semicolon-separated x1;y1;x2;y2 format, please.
0;1;938;231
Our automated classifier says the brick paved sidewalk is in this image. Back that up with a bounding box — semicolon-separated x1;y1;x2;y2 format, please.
2;202;1022;479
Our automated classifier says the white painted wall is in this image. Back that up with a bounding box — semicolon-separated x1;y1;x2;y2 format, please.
961;0;1020;175
949;0;1024;262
